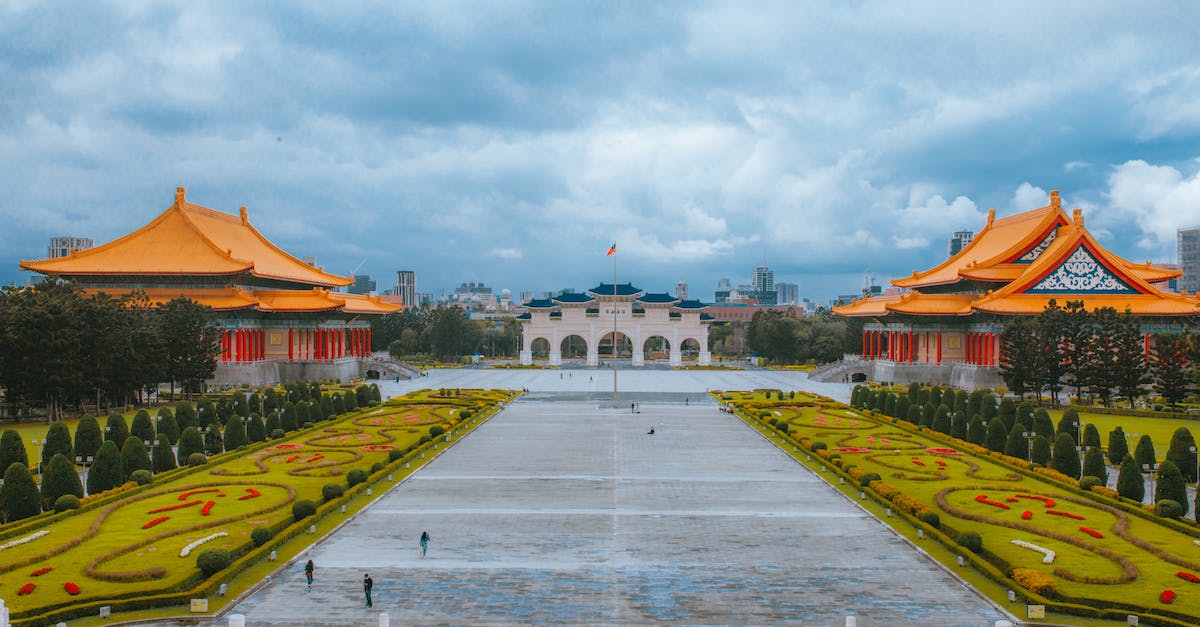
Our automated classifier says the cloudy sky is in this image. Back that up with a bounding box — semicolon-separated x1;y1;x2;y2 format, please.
3;2;1200;304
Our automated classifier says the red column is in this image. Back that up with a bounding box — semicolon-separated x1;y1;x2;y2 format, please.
936;331;942;364
340;328;345;358
288;328;294;361
237;329;244;362
260;329;266;361
988;332;995;366
319;329;326;360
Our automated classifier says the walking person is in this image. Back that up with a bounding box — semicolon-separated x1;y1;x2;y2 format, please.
304;559;314;591
420;530;430;558
363;573;374;607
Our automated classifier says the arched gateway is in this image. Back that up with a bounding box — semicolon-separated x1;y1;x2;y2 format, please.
518;283;713;366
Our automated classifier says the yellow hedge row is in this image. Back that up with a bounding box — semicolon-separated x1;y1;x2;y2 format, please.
869;479;902;501
1012;568;1057;596
1033;467;1080;487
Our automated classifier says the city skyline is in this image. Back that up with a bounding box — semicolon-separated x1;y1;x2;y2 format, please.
3;3;1200;301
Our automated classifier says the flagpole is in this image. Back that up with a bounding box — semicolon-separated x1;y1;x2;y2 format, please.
612;247;618;408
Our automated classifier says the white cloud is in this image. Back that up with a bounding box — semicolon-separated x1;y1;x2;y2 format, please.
491;247;524;260
1010;183;1049;213
1106;159;1200;248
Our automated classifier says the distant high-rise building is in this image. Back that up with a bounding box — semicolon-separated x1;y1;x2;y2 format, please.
776;282;798;306
519;291;535;304
48;236;93;259
715;278;732;303
349;275;376;295
395;271;417;309
675;280;688;300
1179;226;1200;294
752;265;777;305
949;229;974;257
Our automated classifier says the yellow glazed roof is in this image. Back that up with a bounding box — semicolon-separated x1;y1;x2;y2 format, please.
80;286;402;315
21;187;352;287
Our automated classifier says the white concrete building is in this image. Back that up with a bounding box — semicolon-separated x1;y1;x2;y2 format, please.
518;283;712;366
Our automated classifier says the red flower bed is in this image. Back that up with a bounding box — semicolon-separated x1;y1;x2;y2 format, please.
31;567;52;576
238;487;262;500
911;459;926;466
18;582;35;595
306;454;325;462
1079;526;1103;539
1177;571;1200;583
1160;589;1176;604
274;443;304;450
149;499;202;514
178;488;221;501
926;447;961;455
200;500;215;516
1021;510;1033;520
286;455;300;463
975;494;1010;509
1047;510;1085;520
142;516;170;529
1005;497;1019;502
361;444;397;452
832;447;871;454
64;581;81;595
1016;494;1055;507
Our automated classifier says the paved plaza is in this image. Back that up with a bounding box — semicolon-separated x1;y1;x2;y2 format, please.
207;369;1010;626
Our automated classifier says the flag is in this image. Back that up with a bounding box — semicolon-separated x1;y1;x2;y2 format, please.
606;243;616;256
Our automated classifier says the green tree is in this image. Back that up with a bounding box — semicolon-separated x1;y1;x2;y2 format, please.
1082;423;1102;451
131;410;155;443
1005;422;1029;460
1057;408;1081;442
41;421;74;473
344;388;359;411
120;436;151;482
157;410;180;445
1155;461;1189;516
1133;434;1156;472
1165;427;1198;484
1031;435;1052;466
966;415;987;445
1107;427;1129;466
246;414;266;443
264;412;281;436
1116;454;1144;502
426;305;483;361
980;394;998;425
950;409;968;440
87;440;124;495
905;403;921;424
175;401;198;432
151;434;177;473
999;315;1040;400
1;462;41;521
1032;408;1054;441
1060;300;1093;403
1052;432;1081;478
0;430;29;473
224;417;247;451
997;397;1016;431
1036;299;1069;405
1015;402;1035;430
1151;334;1191;408
1082;447;1108;484
104;412;129;446
40;452;84;508
986;417;1008;453
177;427;205;462
74;415;103;464
1112;308;1148;408
281;401;299;432
932;404;952;435
159;297;220;398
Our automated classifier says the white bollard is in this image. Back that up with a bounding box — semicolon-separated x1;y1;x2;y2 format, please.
994;621;1013;627
379;612;390;627
229;614;246;627
846;617;856;627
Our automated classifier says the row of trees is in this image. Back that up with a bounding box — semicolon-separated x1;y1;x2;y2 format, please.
853;383;1200;520
0;280;221;419
0;384;382;523
1000;299;1199;407
375;306;520;361
739;309;854;365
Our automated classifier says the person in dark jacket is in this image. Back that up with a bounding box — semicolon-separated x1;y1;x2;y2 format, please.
363;573;373;607
305;559;314;591
420;531;430;558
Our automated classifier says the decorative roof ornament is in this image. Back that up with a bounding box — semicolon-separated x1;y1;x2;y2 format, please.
1050;189;1060;210
986;208;995;225
175;186;186;204
240;206;249;226
1072;208;1083;226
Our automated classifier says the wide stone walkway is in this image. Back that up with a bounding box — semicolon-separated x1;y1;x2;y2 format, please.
211;370;1010;626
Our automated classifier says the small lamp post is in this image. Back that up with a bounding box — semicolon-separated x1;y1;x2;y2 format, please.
1190;445;1198;487
1143;463;1157;505
1022;431;1036;462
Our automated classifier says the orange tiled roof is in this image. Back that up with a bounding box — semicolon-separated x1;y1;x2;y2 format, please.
21;187;352;288
81;287;259;311
79;286;403;315
330;292;404;315
830;294;902;317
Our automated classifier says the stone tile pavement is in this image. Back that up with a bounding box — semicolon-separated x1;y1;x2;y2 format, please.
191;370;1012;626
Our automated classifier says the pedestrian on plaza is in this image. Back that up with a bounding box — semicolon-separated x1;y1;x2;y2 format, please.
420;531;430;558
304;559;314;591
363;573;374;607
647;426;655;435
631;402;635;413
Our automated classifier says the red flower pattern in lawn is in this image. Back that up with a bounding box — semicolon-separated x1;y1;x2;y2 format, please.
64;582;81;595
975;494;1010;509
18;583;35;595
1177;571;1200;583
1079;526;1103;539
1160;589;1176;603
31;567;53;576
142;516;170;529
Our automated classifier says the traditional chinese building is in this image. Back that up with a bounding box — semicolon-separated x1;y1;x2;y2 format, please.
518;284;713;366
830;191;1200;387
20;187;401;386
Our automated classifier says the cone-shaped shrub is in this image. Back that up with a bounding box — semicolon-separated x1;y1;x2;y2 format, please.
932;404;952;435
281;401;299;432
980;395;998;424
198;402;217;430
265;412;281;436
74;415;103;464
997;397;1016;431
1107;427;1129;465
332;394;345;415
131;410;154;443
1;430;29;472
1052;432;1081;478
43;421;74;471
1165;427;1198;483
87;441;123;495
1116;454;1145;503
224;417;247;451
157;410;180;445
344;388;359;411
177;427;205;462
950;410;968;440
1082;423;1102;451
175;401;198;432
204;429;223;455
1005;422;1029;460
104;412;129;445
1;462;41;521
986;418;1008;453
40;453;83;508
906;404;922;424
246;414;266;443
1155;460;1189;517
1031;435;1052;466
966;415;986;446
152;434;177;473
1133;435;1156;472
1032;409;1054;441
1082;447;1108;483
1057;408;1081;441
120;436;151;482
320;394;334;418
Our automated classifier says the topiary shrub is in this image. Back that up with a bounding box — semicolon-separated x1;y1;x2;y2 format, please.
957;531;983;553
346;469;367;487
1079;476;1102;492
919;511;941;529
322;483;345;502
860;472;881;487
810;441;828;452
1155;499;1183;519
196;548;232;577
130;469;153;485
429;425;445;438
292;499;317;521
778;424;789;435
388;449;405;462
53;493;81;512
418;435;432;445
270;429;286;440
251;526;274;547
186;452;207;467
371;462;385;474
